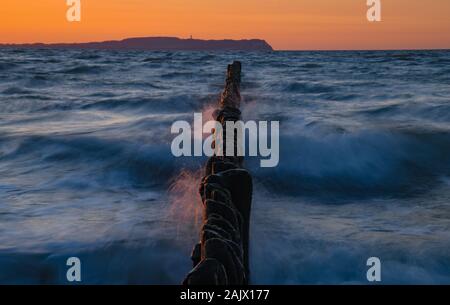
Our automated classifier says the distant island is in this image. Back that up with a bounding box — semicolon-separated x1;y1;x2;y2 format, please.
0;37;273;51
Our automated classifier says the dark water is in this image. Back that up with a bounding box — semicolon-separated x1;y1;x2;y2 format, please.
0;48;449;284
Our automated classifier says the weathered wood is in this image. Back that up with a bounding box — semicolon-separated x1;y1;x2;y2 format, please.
183;62;253;285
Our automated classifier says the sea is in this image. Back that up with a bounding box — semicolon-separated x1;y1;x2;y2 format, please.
0;48;449;284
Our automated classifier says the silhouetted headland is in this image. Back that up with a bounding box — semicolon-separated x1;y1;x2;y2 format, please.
0;37;273;51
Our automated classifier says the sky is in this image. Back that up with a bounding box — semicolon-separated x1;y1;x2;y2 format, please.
1;0;449;50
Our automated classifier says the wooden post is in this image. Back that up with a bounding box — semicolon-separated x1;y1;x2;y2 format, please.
183;62;253;285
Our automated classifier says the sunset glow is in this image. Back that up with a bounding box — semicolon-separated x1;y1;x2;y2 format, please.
1;0;450;50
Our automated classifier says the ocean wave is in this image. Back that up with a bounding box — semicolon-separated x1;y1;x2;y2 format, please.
75;54;102;60
81;94;214;113
56;65;104;74
0;62;17;71
357;102;450;123
0;134;195;189
142;57;165;63
161;72;194;79
252;129;450;198
1;48;450;284
0;238;190;284
2;87;34;95
283;81;334;94
318;92;360;101
300;63;323;69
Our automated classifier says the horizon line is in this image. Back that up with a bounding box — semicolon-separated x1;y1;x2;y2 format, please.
1;35;449;52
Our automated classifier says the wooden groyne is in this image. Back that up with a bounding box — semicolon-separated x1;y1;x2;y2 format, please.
183;62;253;285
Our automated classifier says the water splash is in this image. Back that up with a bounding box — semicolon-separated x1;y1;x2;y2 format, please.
167;169;204;241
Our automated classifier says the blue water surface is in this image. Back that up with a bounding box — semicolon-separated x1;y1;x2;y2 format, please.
0;48;449;284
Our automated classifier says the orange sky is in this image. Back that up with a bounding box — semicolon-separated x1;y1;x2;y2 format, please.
1;0;449;50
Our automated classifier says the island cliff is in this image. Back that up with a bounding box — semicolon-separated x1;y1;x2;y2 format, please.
0;37;273;51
